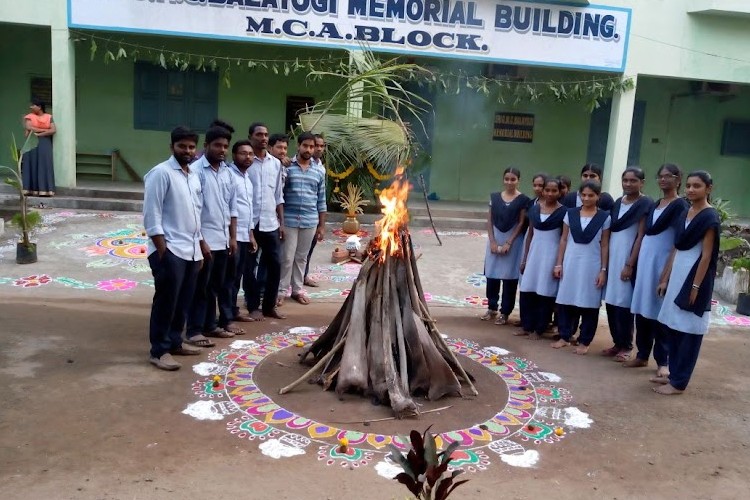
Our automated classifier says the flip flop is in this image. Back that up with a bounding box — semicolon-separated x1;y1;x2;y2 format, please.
304;278;320;288
234;314;256;323
291;293;310;305
224;324;245;335
205;328;234;338
185;335;216;348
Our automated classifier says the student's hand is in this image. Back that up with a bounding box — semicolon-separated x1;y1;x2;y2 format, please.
656;282;668;297
316;225;325;241
553;266;562;280
595;270;607;289
620;264;633;282
279;226;285;241
249;238;258;253
689;288;698;306
228;238;238;256
499;242;510;255
282;156;291;167
156;246;166;261
200;241;212;260
490;242;499;254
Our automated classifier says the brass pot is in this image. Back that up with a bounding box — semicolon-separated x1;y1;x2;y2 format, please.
342;216;360;235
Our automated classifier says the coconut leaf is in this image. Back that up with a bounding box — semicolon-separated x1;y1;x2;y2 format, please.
720;237;748;253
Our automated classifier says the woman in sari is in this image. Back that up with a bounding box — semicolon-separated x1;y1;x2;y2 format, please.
22;98;56;196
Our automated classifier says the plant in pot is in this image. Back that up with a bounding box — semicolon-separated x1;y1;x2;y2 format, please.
732;256;750;316
336;182;369;234
0;134;43;264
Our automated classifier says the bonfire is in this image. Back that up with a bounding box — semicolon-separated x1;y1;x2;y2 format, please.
279;169;478;418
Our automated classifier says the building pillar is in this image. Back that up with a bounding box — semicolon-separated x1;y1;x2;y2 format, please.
346;51;364;118
50;26;76;188
603;75;637;196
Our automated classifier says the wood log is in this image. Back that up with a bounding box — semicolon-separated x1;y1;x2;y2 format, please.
396;261;431;395
367;266;388;403
412;311;462;401
390;259;409;394
335;276;370;395
382;259;419;418
279;336;347;395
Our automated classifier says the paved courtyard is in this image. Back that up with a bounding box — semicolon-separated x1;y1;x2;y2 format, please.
1;209;749;499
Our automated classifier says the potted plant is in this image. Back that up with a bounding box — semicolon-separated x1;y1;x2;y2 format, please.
732;256;750;316
336;182;369;234
1;134;43;263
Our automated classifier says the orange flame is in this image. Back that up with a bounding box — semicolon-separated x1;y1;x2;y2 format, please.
375;166;410;260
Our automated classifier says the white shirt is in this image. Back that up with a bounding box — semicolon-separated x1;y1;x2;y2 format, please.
143;156;203;261
229;162;254;243
248;153;284;232
190;156;238;251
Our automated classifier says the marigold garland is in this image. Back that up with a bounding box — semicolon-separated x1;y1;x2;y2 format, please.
366;162;392;181
326;165;356;180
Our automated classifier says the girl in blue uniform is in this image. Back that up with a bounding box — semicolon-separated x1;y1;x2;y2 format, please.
551;181;611;354
517;178;566;338
562;164;615;211
481;167;530;326
603;167;652;361
625;164;689;376
654;171;719;395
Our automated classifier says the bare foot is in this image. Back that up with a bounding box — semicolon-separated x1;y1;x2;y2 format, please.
249;310;265;322
653;384;684;395
649;375;669;384
276;296;285;307
513;330;531;337
224;323;245;335
656;366;669;378
550;339;570;349
574;344;589;355
234;314;256;323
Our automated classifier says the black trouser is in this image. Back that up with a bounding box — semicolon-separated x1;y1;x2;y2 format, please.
634;315;669;366
187;249;229;337
557;304;599;346
304;235;318;280
148;250;200;358
605;303;634;350
246;227;281;314
231;241;253;318
520;292;556;334
665;327;703;390
486;278;518;316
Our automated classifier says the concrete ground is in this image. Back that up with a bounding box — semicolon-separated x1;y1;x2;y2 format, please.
1;209;749;499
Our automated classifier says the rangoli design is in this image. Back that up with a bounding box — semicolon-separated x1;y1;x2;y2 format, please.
183;328;593;474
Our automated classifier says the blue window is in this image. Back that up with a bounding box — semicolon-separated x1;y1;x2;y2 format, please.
134;62;218;131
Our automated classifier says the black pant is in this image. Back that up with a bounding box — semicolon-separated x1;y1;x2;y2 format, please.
148;250;200;358
520;292;556;334
665;327;703;390
486;278;518;316
635;315;669;366
605;303;635;350
304;235;318;280
557;304;599;346
187;249;229;337
231;241;253;318
246;227;281;314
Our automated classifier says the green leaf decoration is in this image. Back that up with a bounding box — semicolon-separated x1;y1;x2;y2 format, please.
116;46;127;60
89;39;98;61
158;52;167;69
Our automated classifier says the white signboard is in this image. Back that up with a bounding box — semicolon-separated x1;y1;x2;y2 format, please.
68;0;631;72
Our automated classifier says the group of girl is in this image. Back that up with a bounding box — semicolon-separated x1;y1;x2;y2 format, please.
482;164;720;395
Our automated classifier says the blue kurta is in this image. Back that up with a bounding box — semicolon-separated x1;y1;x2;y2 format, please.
657;236;710;335
604;202;639;308
556;213;611;308
631;207;675;319
519;214;561;297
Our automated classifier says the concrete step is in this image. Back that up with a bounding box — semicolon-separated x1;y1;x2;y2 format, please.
408;205;486;220
57;186;144;201
410;216;487;231
0;193;142;212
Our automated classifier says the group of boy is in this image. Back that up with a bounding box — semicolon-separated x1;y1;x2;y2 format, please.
143;121;327;371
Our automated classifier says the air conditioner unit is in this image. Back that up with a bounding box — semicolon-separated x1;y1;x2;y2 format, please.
485;64;528;81
689;81;740;96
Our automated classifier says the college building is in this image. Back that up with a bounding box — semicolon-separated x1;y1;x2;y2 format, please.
1;0;749;215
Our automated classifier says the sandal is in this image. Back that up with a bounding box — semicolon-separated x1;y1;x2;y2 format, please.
601;346;619;357
224;324;246;335
480;310;498;321
291;293;310;305
512;330;531;337
613;350;632;362
304;278;319;288
205;328;234;338
185;335;216;348
234;314;256;323
494;314;509;325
